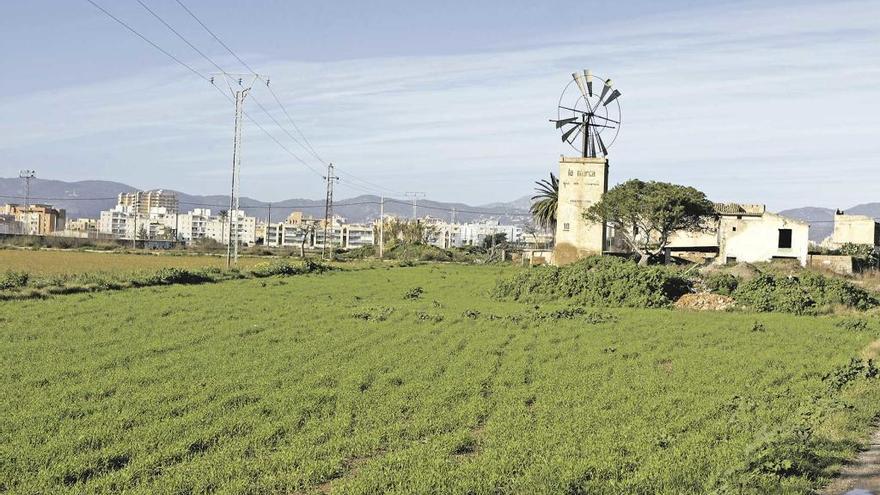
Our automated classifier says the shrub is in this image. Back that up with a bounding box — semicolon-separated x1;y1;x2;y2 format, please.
705;272;739;296
249;259;328;278
132;268;213;286
403;286;424;300
494;256;691;308
733;272;878;314
0;271;29;290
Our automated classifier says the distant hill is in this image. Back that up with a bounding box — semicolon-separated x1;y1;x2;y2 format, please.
0;178;532;224
777;204;880;243
845;203;880;218
777;206;836;242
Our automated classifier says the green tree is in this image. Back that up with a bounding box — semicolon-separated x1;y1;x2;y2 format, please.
584;179;715;265
218;210;228;243
481;232;507;249
530;173;558;234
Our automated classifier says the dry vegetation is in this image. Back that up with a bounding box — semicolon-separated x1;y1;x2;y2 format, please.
0;249;265;275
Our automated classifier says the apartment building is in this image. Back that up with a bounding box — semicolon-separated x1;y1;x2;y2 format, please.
0;203;66;235
117;190;179;215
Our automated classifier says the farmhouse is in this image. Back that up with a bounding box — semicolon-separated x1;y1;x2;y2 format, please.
665;203;809;265
823;211;880;248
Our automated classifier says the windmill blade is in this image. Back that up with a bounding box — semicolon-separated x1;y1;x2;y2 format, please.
560;105;589;114
596;131;608;155
603;89;622;106
572;72;587;97
561;123;581;142
584;69;593;97
565;125;584;145
550;116;580;128
598;79;613;105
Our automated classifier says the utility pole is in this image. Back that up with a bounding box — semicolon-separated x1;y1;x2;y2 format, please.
213;72;263;268
19;170;35;235
405;191;426;220
132;209;138;249
267;202;272;225
322;163;339;260
379;195;384;259
226;87;249;267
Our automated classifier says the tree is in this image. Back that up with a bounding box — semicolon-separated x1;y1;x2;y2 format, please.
373;218;437;246
218;210;228;243
300;223;316;258
530;173;558;236
584;179;716;266
481;232;507;250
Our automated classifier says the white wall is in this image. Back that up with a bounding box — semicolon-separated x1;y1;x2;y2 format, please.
719;212;809;265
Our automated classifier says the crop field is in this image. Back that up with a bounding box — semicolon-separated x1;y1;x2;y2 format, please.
2;264;880;493
0;249;263;275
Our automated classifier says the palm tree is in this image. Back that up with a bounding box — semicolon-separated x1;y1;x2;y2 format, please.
530;173;558;234
218;210;228;244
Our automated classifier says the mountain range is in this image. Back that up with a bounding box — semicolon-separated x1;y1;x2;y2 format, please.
0;178;533;225
2;177;877;240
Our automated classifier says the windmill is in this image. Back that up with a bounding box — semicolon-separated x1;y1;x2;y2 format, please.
550;69;622;158
549;69;623;266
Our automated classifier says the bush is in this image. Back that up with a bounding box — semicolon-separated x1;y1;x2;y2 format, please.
493;256;691;308
0;271;29;290
705;273;739;296
132;268;213;286
733;272;878;314
403;286;424;300
249;260;328;278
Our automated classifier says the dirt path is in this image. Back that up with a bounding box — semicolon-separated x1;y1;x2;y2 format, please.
822;427;880;495
822;339;880;495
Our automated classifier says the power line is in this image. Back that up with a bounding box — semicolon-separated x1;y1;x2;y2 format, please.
86;0;326;182
171;0;327;168
170;0;400;197
134;0;226;76
0;193;534;217
85;0;208;81
174;0;325;162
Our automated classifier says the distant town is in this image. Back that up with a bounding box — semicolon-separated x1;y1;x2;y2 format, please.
0;188;548;252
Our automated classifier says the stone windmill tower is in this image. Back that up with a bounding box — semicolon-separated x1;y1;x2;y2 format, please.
549;70;622;265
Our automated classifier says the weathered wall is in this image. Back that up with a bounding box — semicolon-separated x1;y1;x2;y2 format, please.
808;254;854;275
553;156;608;266
719;212;809;266
830;214;880;247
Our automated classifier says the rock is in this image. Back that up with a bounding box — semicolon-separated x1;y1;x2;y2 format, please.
674;293;736;311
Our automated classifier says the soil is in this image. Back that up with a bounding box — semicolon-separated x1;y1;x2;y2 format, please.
673;293;736;311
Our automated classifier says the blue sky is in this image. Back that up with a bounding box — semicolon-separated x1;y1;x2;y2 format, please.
1;0;878;209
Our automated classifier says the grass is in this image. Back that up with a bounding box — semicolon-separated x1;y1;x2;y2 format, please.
0;249;266;275
1;264;880;493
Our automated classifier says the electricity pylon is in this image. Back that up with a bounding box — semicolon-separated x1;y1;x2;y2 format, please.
212;73;264;268
19;170;35;235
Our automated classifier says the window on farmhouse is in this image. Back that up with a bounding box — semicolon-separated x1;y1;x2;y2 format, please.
563;223;570;232
778;229;792;249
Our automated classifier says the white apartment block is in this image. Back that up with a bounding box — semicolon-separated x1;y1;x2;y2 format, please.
205;210;256;246
97;205;257;245
175;208;212;242
457;220;523;247
264;213;374;250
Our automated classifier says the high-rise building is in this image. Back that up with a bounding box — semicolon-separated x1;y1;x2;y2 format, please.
117;190;178;215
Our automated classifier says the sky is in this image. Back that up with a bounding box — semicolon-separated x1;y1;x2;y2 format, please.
0;0;878;210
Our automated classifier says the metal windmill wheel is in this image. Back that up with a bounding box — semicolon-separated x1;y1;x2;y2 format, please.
550;69;622;158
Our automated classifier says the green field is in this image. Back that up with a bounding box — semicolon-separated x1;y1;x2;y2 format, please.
2;264;880;493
